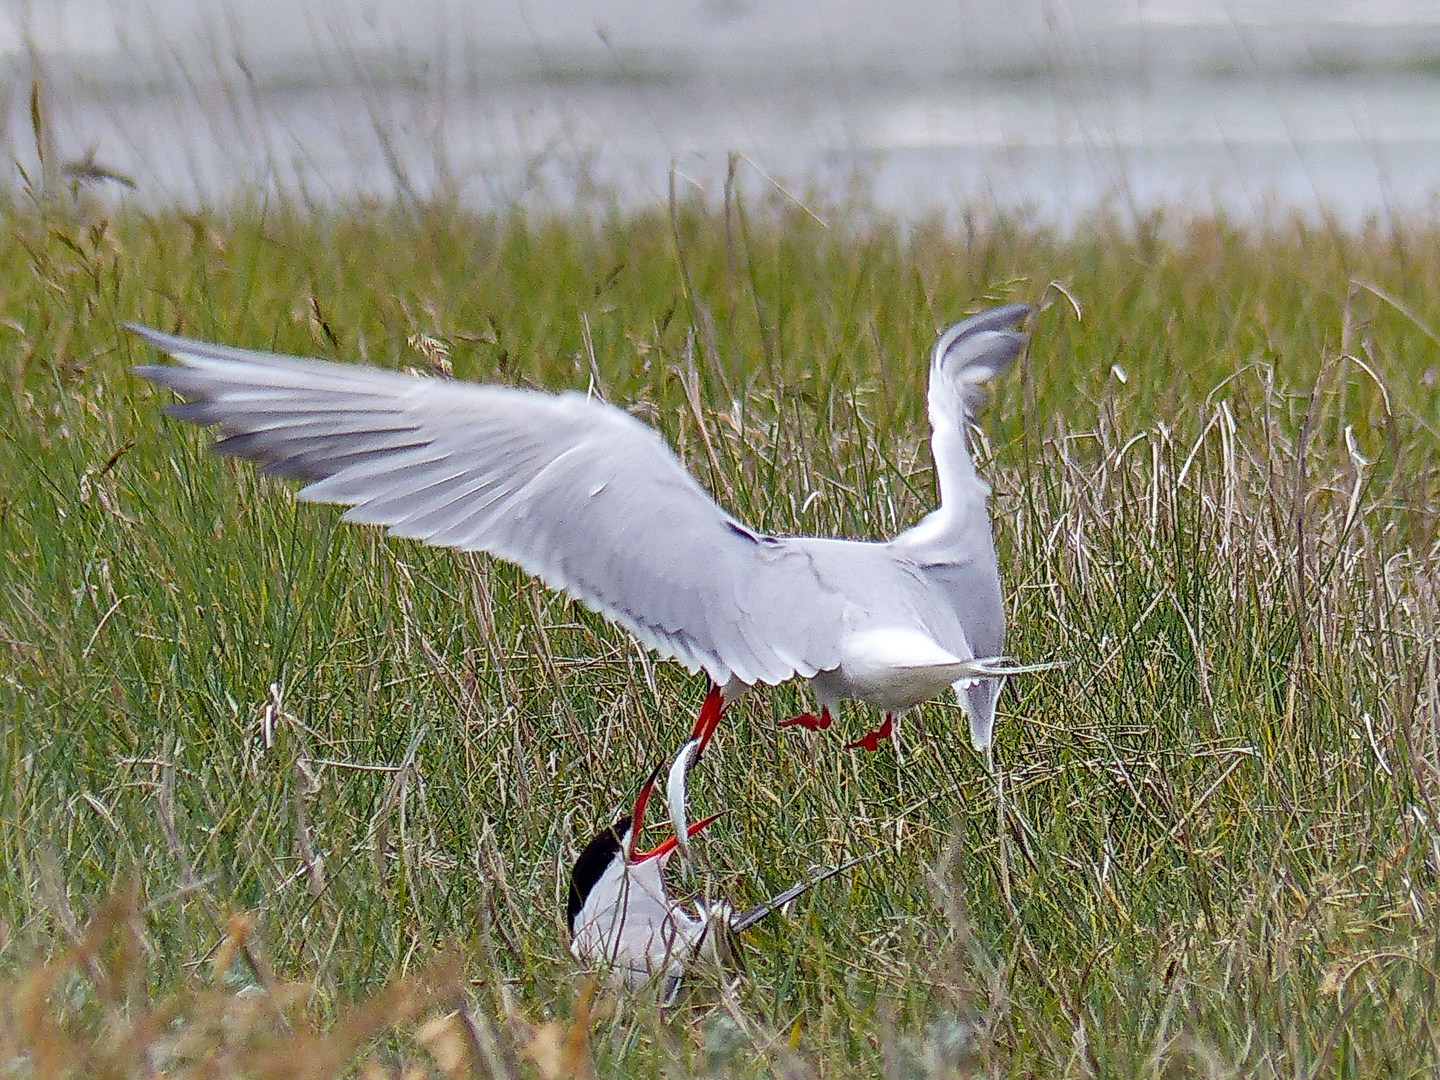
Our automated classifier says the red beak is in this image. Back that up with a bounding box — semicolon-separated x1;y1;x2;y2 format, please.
625;762;665;861
688;684;726;763
633;811;724;863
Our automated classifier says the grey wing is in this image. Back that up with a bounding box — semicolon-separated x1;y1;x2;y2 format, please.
731;854;871;933
129;325;844;686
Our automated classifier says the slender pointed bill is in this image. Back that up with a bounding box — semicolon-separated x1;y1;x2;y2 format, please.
628;744;724;864
626;762;666;862
632;811;723;863
690;685;725;759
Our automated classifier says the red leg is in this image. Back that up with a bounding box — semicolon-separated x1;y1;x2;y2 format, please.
779;706;833;732
846;714;894;752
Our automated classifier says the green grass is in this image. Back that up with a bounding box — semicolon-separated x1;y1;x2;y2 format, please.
1;191;1439;1077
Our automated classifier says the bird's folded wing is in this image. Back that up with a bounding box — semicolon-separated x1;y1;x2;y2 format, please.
731;854;871;933
130;325;844;686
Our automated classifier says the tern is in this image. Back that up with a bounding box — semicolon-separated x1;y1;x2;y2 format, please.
567;757;862;1000
129;302;1035;753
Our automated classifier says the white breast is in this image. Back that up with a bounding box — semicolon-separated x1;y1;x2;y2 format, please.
569;859;707;987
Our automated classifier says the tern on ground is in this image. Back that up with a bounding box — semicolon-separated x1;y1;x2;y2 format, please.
130;302;1037;753
567;758;861;1001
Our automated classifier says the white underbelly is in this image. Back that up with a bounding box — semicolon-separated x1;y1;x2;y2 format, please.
812;627;972;712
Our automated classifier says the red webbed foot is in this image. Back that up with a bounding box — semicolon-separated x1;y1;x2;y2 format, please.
779;707;833;732
845;714;894;752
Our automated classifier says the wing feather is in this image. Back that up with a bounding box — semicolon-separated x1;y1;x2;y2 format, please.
130;325;844;686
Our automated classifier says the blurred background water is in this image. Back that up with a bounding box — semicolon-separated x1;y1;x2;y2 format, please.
5;0;1440;225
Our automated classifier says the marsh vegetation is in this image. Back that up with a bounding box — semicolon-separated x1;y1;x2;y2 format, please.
1;190;1438;1075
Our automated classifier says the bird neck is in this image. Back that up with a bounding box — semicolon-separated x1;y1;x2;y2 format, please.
891;389;989;550
926;389;984;515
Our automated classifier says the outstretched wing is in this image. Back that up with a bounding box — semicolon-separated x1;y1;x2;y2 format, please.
130;325;845;687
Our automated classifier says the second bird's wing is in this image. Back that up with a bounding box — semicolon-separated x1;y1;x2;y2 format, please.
731;854;872;933
131;325;845;687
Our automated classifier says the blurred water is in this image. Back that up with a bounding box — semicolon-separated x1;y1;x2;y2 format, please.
5;0;1440;224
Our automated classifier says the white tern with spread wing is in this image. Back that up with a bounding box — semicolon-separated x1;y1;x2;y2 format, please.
131;302;1032;750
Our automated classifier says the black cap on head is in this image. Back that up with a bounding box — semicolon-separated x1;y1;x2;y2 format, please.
566;814;630;935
